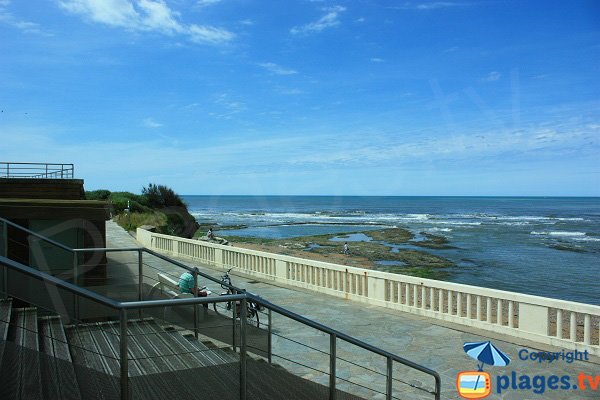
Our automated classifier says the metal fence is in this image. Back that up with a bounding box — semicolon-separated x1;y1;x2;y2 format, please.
0;162;74;179
0;217;441;400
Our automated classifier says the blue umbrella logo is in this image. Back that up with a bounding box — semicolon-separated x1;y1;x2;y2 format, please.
463;341;511;371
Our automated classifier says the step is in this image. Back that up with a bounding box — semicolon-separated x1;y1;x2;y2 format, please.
0;298;12;365
246;357;365;400
39;316;82;400
0;299;11;342
65;323;120;399
1;307;43;400
164;328;240;396
165;326;239;365
125;319;205;399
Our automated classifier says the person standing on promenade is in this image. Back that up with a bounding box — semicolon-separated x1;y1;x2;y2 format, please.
343;242;350;255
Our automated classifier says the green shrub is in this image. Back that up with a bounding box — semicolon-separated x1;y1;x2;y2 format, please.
85;189;111;200
114;212;167;232
104;184;195;237
142;183;185;208
108;192;151;213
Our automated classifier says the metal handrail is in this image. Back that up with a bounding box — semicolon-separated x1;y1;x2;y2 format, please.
0;217;236;291
0;255;246;311
0;162;74;179
1;217;73;252
0;256;121;308
249;293;440;385
0;217;441;399
72;246;238;292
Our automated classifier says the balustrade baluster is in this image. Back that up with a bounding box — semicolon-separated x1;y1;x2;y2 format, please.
556;309;563;339
466;295;472;319
584;315;591;345
497;300;503;325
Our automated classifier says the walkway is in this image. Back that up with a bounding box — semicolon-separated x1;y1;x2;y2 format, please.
106;221;599;400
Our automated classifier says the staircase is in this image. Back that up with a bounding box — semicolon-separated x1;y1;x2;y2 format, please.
0;299;363;400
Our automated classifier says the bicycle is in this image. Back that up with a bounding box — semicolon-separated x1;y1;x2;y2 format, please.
212;268;262;328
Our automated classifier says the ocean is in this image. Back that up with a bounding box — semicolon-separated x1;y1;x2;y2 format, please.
182;196;600;305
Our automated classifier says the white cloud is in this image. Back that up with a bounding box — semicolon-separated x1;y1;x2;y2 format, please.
196;0;222;6
0;1;50;35
277;88;304;95
288;121;598;168
370;57;384;63
211;93;246;119
1;110;597;194
290;5;346;35
183;102;201;110
393;2;465;11
482;71;501;82
258;62;298;75
143;117;163;128
59;0;234;44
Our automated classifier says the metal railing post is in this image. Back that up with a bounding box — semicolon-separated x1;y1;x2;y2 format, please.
267;308;272;364
386;357;393;400
2;221;7;299
232;289;237;352
435;374;441;400
240;295;247;400
73;252;79;321
138;250;143;319
193;267;199;339
2;221;6;257
330;333;336;400
120;308;129;400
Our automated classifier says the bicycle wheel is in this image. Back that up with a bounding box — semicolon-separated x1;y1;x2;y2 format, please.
246;306;260;328
213;299;231;318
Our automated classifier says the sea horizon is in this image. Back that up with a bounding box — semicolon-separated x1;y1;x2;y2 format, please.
182;194;600;198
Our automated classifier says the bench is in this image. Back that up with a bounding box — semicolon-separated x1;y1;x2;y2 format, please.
151;273;193;299
149;273;212;299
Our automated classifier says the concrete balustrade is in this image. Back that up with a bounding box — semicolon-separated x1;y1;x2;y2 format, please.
137;228;600;356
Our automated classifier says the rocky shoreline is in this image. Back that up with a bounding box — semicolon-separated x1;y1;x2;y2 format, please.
213;227;455;279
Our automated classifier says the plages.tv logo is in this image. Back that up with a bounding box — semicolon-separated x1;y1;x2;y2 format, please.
456;341;511;399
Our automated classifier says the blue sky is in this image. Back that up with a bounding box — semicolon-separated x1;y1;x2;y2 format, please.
1;0;599;196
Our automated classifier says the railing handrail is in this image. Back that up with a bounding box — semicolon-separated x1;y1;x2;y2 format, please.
1;216;75;252
0;254;254;311
0;216;237;291
0;217;442;399
248;292;441;384
0;253;441;397
0;162;74;179
0;255;121;309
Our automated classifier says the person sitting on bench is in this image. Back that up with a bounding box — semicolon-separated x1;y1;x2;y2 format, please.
178;268;208;297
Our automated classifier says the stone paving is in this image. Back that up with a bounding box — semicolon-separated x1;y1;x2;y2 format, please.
106;221;599;400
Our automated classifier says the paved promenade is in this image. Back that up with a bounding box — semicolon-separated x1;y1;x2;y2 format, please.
106;221;598;400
